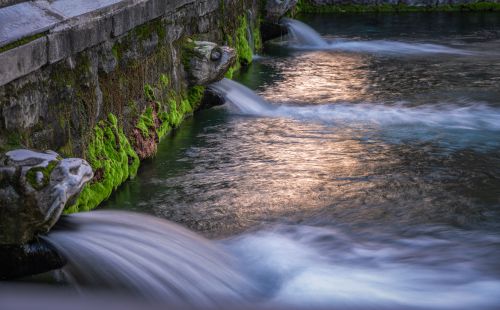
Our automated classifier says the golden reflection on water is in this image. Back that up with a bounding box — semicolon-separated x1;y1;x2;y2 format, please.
260;51;372;104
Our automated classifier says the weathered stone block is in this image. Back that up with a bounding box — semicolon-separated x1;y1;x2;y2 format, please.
0;2;61;47
0;37;47;86
112;0;167;37
39;0;124;19
48;15;113;63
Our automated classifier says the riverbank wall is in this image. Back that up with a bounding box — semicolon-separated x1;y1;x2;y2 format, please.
0;0;262;212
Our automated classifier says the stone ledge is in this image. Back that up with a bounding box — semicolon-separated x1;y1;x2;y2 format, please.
0;0;209;85
0;36;48;86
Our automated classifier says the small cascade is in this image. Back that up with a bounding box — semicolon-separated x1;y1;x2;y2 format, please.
280;18;328;47
42;211;256;304
209;79;500;133
209;78;274;115
280;18;473;55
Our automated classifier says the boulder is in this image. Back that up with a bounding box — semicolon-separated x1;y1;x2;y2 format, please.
265;0;298;21
0;149;93;245
183;40;236;86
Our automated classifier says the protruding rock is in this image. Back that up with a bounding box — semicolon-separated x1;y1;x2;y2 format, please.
265;0;298;21
183;40;236;86
0;149;93;245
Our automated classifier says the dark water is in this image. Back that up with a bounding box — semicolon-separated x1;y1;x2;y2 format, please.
97;12;500;308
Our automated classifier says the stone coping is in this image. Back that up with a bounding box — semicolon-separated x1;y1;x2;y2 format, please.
0;0;197;86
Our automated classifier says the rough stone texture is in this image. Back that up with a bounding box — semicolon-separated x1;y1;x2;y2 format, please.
185;40;237;86
112;0;168;37
0;37;48;87
0;149;93;245
265;0;298;21
48;15;114;63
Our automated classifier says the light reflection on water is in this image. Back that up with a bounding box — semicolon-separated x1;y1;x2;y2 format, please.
95;12;500;308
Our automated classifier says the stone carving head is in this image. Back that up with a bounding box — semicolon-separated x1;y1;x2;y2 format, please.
0;149;93;245
184;40;236;86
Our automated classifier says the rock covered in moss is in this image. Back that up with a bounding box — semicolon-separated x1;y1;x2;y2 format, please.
183;40;236;86
0;149;93;245
265;0;298;21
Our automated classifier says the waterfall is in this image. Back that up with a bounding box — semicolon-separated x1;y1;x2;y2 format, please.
42;211;256;305
280;18;328;47
209;78;274;115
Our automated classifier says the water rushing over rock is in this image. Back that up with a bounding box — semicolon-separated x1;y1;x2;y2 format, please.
42;211;256;305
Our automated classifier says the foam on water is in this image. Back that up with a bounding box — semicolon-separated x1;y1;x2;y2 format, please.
281;18;473;55
224;225;500;309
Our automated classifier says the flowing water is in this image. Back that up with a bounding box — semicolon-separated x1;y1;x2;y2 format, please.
8;12;500;309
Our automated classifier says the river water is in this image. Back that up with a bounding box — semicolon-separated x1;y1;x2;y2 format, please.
93;12;500;309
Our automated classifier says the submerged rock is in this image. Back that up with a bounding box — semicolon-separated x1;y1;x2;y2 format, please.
183;40;236;86
0;149;93;245
265;0;298;21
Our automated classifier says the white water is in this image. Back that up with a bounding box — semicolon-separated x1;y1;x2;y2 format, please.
31;211;500;310
42;211;256;305
226;225;500;310
210;78;500;131
281;18;472;55
281;18;329;47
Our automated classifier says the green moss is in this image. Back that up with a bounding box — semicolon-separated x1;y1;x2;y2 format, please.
224;66;235;79
136;106;155;138
25;160;58;191
159;74;169;88
187;86;205;108
165;99;183;128
156;111;172;139
0;33;46;54
66;113;140;213
134;19;166;42
235;15;253;66
144;83;156;101
181;38;197;72
0;132;24;153
294;0;500;13
252;20;263;52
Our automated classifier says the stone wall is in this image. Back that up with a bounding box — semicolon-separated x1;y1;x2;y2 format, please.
0;0;262;212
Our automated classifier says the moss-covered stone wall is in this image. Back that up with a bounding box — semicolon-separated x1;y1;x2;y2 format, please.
0;0;263;212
